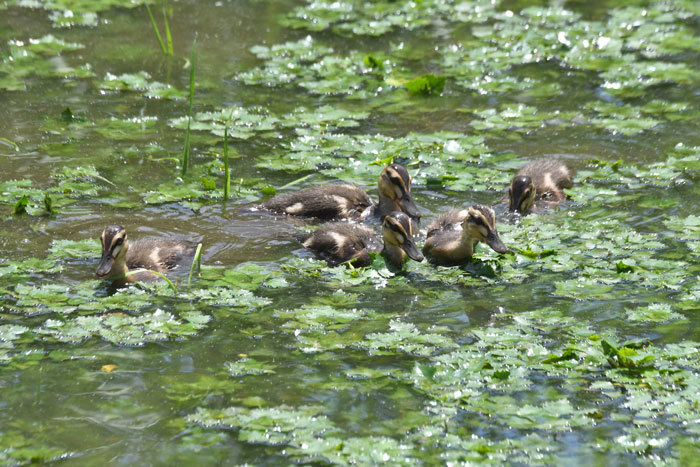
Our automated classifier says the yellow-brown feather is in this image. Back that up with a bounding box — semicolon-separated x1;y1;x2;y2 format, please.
510;158;573;214
423;205;505;266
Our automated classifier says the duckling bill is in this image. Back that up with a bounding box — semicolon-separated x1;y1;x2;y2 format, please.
423;205;507;266
296;211;423;269
509;158;573;215
262;164;421;222
97;225;194;285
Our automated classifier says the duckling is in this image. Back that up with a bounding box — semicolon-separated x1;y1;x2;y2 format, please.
509;158;573;215
261;164;421;222
423;205;507;266
96;225;194;285
296;211;424;269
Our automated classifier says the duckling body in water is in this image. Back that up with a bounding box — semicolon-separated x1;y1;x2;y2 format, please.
262;164;421;222
509;158;573;215
423;205;507;266
96;225;194;286
296;211;423;269
262;183;373;221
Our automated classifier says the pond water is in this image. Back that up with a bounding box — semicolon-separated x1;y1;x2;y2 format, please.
1;0;699;464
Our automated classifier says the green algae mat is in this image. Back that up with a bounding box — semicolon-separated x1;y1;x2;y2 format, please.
0;0;699;464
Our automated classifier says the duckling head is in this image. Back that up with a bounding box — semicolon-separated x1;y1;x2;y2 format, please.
378;164;421;221
462;205;507;254
382;211;424;265
509;175;536;214
97;225;129;279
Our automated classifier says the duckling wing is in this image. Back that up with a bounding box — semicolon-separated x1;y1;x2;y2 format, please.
262;184;373;220
126;239;195;273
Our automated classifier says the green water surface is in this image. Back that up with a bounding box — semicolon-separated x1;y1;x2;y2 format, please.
0;0;699;464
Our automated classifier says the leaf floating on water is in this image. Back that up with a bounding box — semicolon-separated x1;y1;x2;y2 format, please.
626;303;685;323
403;74;445;95
226;358;276;377
98;72;186;100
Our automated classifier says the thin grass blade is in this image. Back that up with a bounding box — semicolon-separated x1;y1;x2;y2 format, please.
187;36;196;114
223;125;230;200
181;36;197;177
279;174;314;190
162;0;173;56
145;4;167;55
181;118;191;177
0;137;19;151
187;243;203;287
125;269;178;293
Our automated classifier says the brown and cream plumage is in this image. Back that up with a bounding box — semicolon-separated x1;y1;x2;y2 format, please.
423;205;507;266
296;211;423;269
509;158;573;215
261;164;421;222
96;225;194;285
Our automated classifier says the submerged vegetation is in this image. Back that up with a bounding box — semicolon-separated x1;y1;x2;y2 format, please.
0;0;699;464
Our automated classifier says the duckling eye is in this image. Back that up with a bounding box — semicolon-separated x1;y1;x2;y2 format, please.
115;238;124;246
470;216;484;227
390;176;402;185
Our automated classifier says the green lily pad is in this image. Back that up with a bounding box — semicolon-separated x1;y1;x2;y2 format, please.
97;72;186;100
626;303;685;323
226;358;276;377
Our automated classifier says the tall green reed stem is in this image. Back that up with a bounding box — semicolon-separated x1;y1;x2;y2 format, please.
145;1;172;56
223;111;234;200
181;35;196;177
162;0;173;56
187;243;203;287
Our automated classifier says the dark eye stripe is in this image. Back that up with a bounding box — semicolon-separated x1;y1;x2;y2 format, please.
389;174;405;190
111;237;124;251
386;219;406;234
386;170;407;191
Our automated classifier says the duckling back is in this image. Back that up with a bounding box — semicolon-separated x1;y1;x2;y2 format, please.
295;223;378;267
425;209;470;239
262;184;373;221
423;205;506;266
517;158;573;199
423;209;471;264
126;238;195;274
